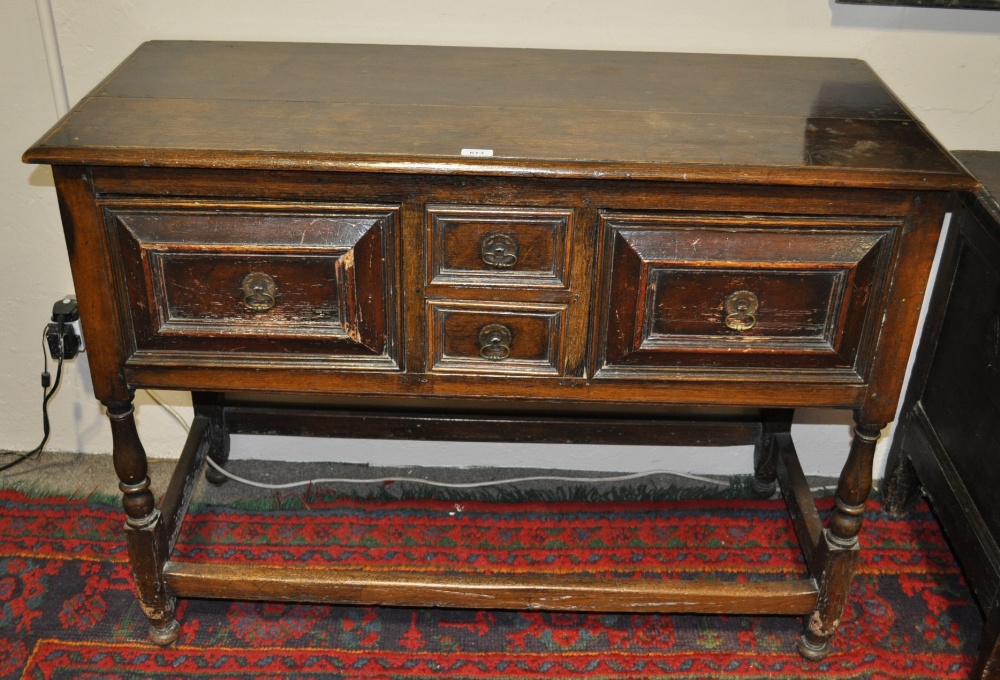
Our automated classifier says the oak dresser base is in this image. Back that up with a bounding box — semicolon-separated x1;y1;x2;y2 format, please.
24;41;976;660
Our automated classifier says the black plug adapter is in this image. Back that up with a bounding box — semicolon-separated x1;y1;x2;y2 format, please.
45;297;84;360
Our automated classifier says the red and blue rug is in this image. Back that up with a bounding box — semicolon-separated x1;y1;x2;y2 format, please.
0;486;984;678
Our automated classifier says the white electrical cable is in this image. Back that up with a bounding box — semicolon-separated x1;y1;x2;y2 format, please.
148;392;190;434
200;455;730;491
35;0;70;117
145;390;732;491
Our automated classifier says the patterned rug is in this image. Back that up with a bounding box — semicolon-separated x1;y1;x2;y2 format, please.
0;486;984;679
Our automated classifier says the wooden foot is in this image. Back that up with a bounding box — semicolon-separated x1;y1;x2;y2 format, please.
751;475;777;499
204;456;230;485
797;633;829;661
149;619;181;646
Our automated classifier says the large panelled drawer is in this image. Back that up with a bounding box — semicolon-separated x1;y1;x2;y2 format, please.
105;202;400;364
595;211;899;376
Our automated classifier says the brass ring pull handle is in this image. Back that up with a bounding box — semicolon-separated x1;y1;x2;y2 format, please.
241;272;277;312
724;290;759;331
481;233;519;268
479;323;513;361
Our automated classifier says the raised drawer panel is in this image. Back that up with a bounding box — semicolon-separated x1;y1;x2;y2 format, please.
427;301;566;376
154;254;339;327
595;212;897;375
426;205;572;289
107;203;400;364
650;269;842;339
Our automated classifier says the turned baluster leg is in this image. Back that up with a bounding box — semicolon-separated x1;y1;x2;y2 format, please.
752;409;793;498
797;417;883;660
106;398;180;645
192;393;231;486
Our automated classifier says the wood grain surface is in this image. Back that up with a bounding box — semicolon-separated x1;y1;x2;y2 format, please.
25;42;975;190
163;561;820;616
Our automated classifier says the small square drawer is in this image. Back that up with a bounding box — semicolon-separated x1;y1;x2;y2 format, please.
426;205;572;288
107;202;400;364
595;212;898;376
427;300;567;376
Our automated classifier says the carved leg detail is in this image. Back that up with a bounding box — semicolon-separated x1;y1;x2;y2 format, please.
753;410;792;499
798;419;883;660
107;399;179;645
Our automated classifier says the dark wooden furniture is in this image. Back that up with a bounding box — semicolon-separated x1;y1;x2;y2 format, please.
836;0;1000;11
884;151;1000;680
24;41;975;659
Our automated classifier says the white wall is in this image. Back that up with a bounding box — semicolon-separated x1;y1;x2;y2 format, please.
3;0;999;478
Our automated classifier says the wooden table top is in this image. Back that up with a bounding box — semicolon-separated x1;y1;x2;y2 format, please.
24;41;975;190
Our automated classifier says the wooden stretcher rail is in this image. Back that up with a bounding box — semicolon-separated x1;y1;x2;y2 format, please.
224;406;764;448
163;561;819;615
159;416;210;552
775;433;825;575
